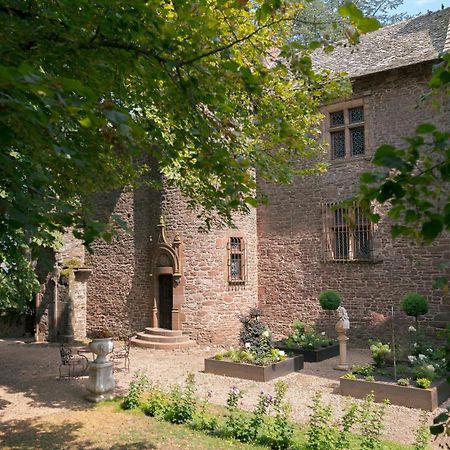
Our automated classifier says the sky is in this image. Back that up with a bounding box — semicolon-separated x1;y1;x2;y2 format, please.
393;0;448;15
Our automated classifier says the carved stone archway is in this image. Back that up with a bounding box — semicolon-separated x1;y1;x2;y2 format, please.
150;216;185;330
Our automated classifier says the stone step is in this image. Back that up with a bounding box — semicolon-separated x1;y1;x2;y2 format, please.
143;327;183;337
135;332;190;343
130;336;195;350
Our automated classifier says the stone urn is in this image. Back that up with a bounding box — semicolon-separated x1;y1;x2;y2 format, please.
89;338;114;364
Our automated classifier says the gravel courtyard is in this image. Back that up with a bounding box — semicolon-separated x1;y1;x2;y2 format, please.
0;338;448;448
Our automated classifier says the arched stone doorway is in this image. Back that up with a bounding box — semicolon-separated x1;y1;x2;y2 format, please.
150;217;185;330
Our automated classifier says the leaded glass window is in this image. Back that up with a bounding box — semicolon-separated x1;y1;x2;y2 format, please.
349;107;364;123
331;131;345;159
351;127;365;155
322;203;373;262
228;237;246;283
327;103;365;160
330;110;344;127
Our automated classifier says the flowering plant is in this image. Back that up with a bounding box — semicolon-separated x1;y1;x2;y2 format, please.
282;320;335;350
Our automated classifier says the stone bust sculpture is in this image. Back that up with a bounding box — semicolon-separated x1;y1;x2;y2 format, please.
335;305;350;332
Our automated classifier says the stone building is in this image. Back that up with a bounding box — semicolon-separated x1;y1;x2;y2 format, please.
34;9;450;347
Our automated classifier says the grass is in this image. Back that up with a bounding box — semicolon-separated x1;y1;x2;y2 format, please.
0;399;415;450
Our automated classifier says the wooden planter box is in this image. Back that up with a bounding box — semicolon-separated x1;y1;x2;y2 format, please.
204;355;304;382
274;342;339;363
340;377;450;411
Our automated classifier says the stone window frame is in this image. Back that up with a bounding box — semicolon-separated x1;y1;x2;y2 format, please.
227;236;246;284
321;202;374;262
323;98;368;162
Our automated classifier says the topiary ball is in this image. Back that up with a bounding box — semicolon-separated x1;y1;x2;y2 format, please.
401;293;428;317
319;290;341;310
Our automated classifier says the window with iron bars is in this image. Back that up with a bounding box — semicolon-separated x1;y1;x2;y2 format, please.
227;237;246;283
322;203;373;262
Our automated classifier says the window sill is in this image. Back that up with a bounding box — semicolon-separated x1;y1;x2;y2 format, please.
320;258;383;265
328;155;372;166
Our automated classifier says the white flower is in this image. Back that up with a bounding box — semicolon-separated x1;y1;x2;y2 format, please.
418;354;426;361
262;330;269;338
426;348;433;354
408;355;417;363
408;326;416;332
278;350;285;356
321;332;326;336
426;365;435;372
245;342;251;349
0;262;9;273
413;342;418;348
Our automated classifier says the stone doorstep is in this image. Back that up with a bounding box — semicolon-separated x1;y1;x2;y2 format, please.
134;332;189;343
340;377;450;411
143;327;183;337
130;336;195;350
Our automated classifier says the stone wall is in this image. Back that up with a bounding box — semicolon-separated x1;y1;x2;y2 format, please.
160;185;259;345
84;181;258;345
85;186;161;338
257;62;450;344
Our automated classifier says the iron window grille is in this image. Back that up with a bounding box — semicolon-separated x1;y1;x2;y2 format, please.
227;237;246;283
328;105;365;160
321;203;373;262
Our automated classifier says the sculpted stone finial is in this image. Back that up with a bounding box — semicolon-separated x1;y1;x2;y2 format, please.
157;215;168;244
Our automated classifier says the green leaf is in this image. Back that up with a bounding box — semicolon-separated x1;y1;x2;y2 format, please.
422;218;444;242
416;123;435;134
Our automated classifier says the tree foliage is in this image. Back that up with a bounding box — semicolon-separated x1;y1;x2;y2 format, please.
292;0;407;45
2;0;382;311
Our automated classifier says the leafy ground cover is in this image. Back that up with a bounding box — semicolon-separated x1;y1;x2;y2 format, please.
0;399;416;450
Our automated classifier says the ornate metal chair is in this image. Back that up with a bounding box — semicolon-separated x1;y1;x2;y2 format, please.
59;344;89;380
110;339;131;372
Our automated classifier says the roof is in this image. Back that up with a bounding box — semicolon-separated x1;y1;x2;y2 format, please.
313;7;450;78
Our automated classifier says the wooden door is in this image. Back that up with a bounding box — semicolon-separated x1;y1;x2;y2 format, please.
158;275;173;329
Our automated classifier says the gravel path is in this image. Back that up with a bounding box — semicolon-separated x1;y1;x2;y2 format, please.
0;339;448;448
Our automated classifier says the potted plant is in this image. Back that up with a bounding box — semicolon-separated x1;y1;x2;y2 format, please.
89;328;114;364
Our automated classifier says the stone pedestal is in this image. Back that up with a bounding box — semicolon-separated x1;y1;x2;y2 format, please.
86;361;115;402
335;332;349;371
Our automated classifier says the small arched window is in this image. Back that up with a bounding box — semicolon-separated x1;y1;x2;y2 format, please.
228;237;246;283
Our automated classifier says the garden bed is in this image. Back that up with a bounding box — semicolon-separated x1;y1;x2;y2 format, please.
274;341;339;362
204;355;304;382
340;376;450;411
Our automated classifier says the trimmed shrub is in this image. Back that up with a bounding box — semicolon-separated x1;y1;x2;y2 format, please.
319;290;341;311
401;293;428;318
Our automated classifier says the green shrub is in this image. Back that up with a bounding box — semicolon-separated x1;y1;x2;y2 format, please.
413;364;436;381
319;290;341;310
142;386;168;417
164;373;197;424
397;378;410;386
416;378;432;389
239;306;272;352
369;340;391;368
342;372;357;380
401;293;428;318
351;364;374;377
359;394;388;450
365;375;375;382
267;381;294;450
121;370;148;410
283;320;334;350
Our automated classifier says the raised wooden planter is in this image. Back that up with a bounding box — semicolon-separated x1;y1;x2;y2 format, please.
204;355;304;382
274;342;339;363
340;377;450;411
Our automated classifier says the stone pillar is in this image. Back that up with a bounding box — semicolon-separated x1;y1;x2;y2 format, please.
86;362;115;402
335;331;349;371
